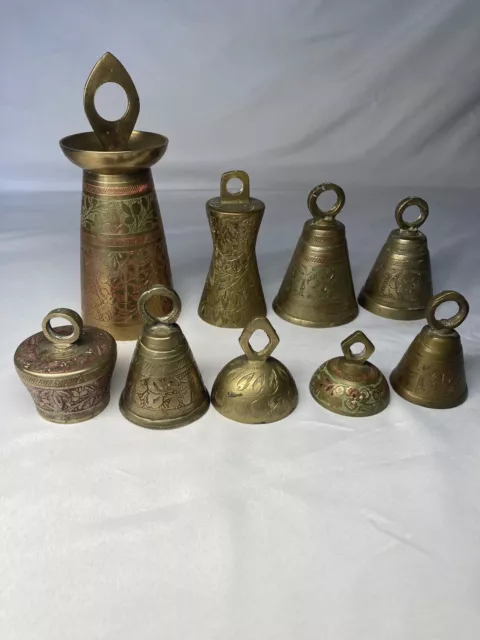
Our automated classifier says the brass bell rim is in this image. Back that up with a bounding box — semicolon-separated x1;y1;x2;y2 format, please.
272;298;359;328
198;305;268;329
119;392;210;429
59;131;168;172
358;290;427;321
390;376;468;409
212;396;298;425
309;377;389;418
35;393;111;424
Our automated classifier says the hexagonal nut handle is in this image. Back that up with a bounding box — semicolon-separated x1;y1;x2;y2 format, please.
239;317;280;362
341;330;375;364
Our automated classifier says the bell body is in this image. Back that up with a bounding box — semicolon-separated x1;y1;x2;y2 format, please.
390;326;467;409
80;168;172;340
273;217;358;327
198;171;266;328
358;228;432;320
212;355;298;424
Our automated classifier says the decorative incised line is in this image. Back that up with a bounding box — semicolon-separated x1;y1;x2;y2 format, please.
83;182;151;197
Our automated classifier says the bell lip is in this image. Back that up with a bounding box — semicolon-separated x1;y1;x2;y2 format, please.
34;393;110;424
211;397;298;424
119;392;210;429
358;291;427;321
198;305;267;329
309;379;389;417
390;377;468;409
59;130;168;173
272;299;359;328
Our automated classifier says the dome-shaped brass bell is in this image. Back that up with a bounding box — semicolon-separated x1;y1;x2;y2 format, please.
390;290;469;408
120;286;210;428
273;182;358;327
211;317;298;424
310;330;390;417
358;196;433;320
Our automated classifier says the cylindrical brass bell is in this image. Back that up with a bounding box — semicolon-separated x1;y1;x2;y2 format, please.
273;182;358;327
60;53;173;341
310;330;390;417
211;317;298;424
358;197;432;320
390;291;469;409
198;170;266;328
120;286;210;429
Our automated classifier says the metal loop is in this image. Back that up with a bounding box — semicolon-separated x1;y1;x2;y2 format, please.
395;196;429;231
307;182;346;219
83;52;140;151
42;308;83;346
239;317;280;362
220;170;251;204
139;286;181;326
341;330;375;364
426;290;469;331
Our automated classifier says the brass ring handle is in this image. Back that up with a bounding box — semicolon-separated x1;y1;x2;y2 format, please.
139;285;182;326
220;170;251;204
341;330;375;364
395;196;429;231
83;52;140;151
426;290;469;331
308;182;346;219
42;308;83;346
239;317;280;362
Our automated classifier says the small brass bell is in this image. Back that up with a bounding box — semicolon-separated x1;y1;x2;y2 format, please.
310;330;390;417
358;196;433;320
120;285;210;429
273;182;358;327
390;290;469;409
211;317;298;424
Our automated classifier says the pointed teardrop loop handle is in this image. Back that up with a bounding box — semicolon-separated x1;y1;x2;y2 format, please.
239;317;280;362
220;170;251;204
341;330;375;365
426;290;469;331
308;182;346;219
42;308;83;346
83;52;140;151
395;196;429;231
139;286;181;326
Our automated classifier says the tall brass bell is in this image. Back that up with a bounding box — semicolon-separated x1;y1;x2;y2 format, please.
358;196;432;320
310;330;390;417
390;291;469;409
273;182;358;327
120;286;210;428
211;317;298;424
198;170;266;328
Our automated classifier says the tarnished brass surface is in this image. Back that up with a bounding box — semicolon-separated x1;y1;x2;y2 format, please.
14;308;117;423
273;183;358;327
358;196;433;320
390;291;469;409
310;330;389;417
120;286;210;429
212;317;298;424
59;52;172;341
198;171;266;328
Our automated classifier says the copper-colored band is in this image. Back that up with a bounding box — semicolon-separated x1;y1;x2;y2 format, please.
83;182;151;197
81;228;162;248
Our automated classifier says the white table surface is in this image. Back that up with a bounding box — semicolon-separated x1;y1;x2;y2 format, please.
1;187;479;640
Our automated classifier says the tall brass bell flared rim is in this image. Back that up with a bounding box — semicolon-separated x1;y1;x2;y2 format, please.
358;196;433;321
390;290;469;409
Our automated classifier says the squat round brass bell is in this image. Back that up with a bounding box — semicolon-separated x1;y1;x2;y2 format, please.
390;290;469;409
309;330;390;417
358;196;433;320
273;182;358;327
211;317;298;424
120;285;210;429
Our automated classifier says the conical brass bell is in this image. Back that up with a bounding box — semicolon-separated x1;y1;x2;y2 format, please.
390;290;469;409
310;330;390;417
358;196;433;320
211;317;298;424
120;285;210;428
273;182;358;327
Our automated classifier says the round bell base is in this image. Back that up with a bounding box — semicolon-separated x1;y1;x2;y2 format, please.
390;379;468;409
309;381;388;418
358;291;426;321
212;401;297;425
36;394;110;424
119;393;210;429
272;299;358;328
198;306;267;329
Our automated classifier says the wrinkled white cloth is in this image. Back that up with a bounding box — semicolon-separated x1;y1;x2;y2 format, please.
0;187;479;640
